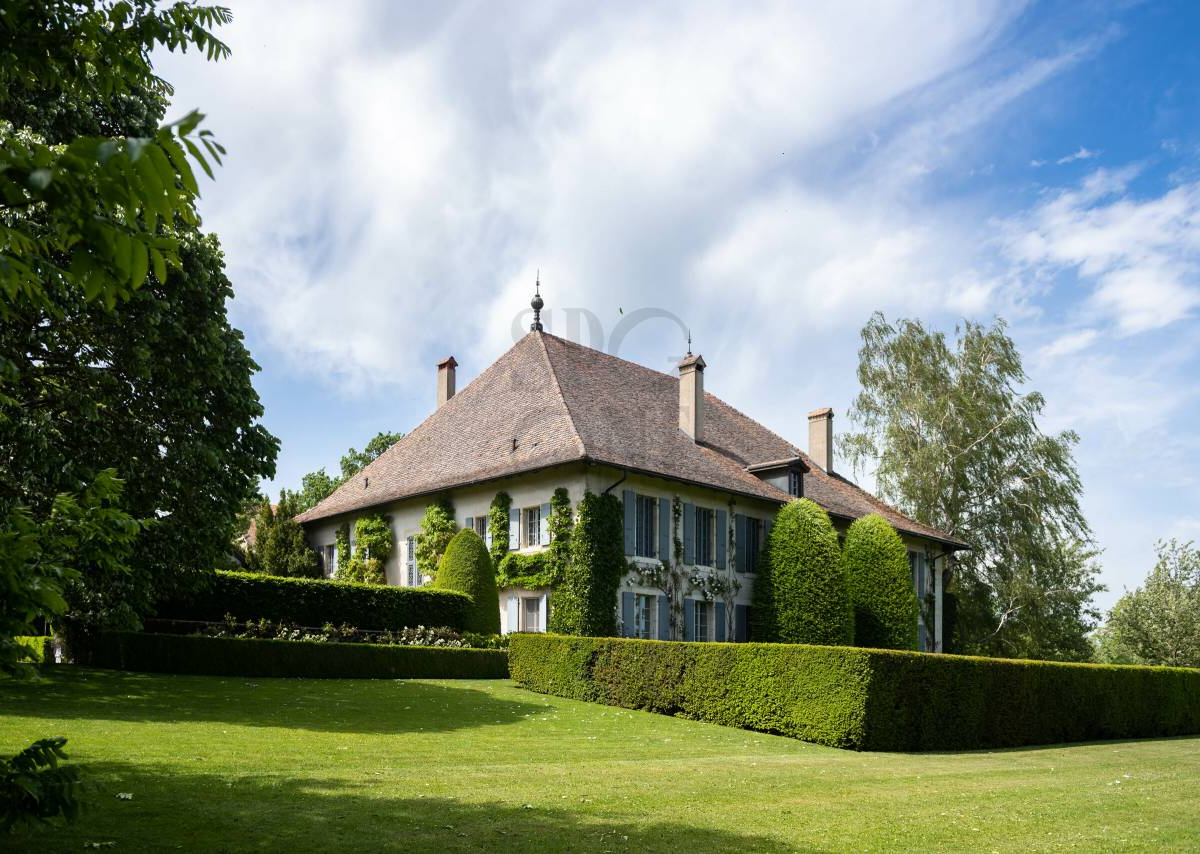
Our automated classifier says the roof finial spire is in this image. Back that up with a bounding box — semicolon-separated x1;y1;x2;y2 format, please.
686;328;692;355
530;270;544;332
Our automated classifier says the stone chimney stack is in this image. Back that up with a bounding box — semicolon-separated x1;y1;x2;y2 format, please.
436;356;458;408
679;353;706;442
808;407;833;472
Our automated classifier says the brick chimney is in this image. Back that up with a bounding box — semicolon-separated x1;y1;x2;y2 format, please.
808;407;833;472
679;353;706;442
436;356;457;408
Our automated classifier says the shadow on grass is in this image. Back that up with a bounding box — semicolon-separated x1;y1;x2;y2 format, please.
0;667;545;735
902;733;1200;758
5;762;805;853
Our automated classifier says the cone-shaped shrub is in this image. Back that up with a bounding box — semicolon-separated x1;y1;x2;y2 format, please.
752;498;853;645
842;514;918;650
433;529;500;634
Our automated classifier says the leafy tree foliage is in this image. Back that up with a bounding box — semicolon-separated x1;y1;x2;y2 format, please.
841;514;918;650
752;499;853;646
245;495;320;579
284;431;403;515
339;431;403;481
0;737;81;832
0;0;231;314
0;472;137;674
434;530;500;634
415;498;457;580
843;313;1102;660
0;0;276;653
1096;540;1200;668
553;491;624;636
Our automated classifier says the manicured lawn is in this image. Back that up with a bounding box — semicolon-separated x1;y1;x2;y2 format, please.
2;668;1198;852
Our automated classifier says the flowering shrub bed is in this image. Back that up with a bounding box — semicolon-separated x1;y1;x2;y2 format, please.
199;616;476;647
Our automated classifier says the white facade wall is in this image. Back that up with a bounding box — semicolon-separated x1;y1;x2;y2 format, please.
303;461;945;645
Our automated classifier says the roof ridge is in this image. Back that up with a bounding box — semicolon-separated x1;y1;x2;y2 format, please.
534;333;587;458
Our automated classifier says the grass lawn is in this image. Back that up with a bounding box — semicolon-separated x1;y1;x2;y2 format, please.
2;668;1198;852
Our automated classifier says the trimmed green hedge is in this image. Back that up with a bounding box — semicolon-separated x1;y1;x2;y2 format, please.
434;530;500;634
90;632;509;679
753;498;852;645
508;634;1200;751
842;514;918;650
155;570;472;632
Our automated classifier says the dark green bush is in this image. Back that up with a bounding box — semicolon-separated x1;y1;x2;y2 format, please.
841;514;918;650
155;570;471;631
434;530;500;634
90;632;508;679
508;634;1200;751
1;737;81;831
752;498;852;645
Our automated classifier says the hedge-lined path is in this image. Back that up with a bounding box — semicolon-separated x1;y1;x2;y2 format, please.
3;668;1198;852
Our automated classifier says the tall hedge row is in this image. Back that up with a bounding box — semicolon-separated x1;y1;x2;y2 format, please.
90;632;508;679
155;570;472;631
752;499;853;645
508;634;1200;751
434;530;500;634
841;514;919;650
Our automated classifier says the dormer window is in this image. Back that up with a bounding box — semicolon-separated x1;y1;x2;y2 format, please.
788;470;802;497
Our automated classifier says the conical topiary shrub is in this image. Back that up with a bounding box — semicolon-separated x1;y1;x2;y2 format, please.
841;514;918;650
433;529;500;634
752;498;853;645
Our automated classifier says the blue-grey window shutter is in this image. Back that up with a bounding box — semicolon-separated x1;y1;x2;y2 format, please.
508;508;519;549
683;598;696;641
715;509;727;570
464;516;474;535
657;595;670;641
735;604;749;642
734;514;747;572
918;552;926;597
658;498;671;560
485;521;492;548
621;591;634;637
764;517;773;545
540;502;551;545
622;489;635;555
506;596;518;634
715;602;726;642
682;503;695;564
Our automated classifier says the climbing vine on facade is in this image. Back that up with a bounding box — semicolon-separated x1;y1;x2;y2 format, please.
487;491;512;565
415;497;456;579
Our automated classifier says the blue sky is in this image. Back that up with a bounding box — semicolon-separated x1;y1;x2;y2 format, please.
155;1;1200;609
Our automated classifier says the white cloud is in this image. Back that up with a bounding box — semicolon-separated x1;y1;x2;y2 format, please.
1038;328;1098;359
1002;168;1200;334
1057;146;1098;164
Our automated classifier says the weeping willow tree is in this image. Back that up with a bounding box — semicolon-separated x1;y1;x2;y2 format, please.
842;313;1103;661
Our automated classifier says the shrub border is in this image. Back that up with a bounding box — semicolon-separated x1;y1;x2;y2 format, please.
90;632;508;680
508;634;1200;751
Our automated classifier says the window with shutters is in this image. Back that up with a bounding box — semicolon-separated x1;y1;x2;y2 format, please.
744;518;763;573
634;593;656;640
406;536;419;586
522;506;541;548
788;470;802;497
634;494;657;558
473;516;487;538
519;596;542;632
694;507;715;566
694;600;712;642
